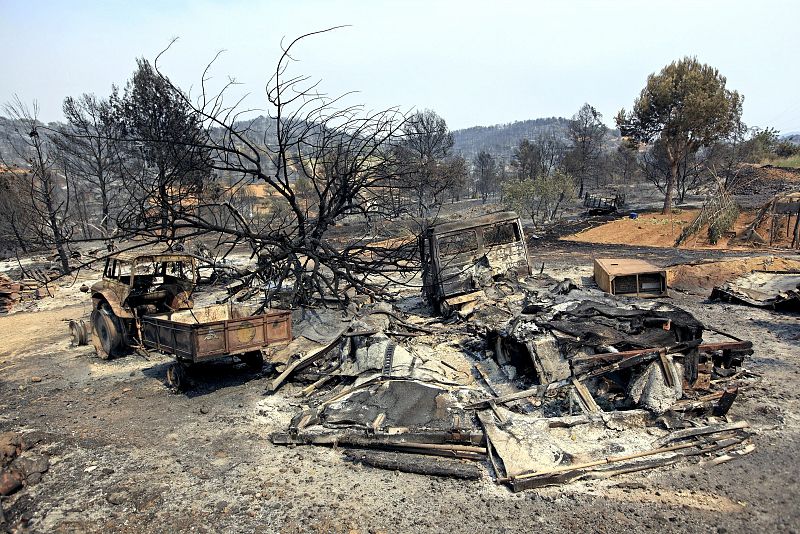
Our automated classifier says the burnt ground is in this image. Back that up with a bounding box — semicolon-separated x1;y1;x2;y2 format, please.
1;236;800;533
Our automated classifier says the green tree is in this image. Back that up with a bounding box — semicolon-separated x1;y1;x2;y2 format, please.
616;57;742;214
502;170;574;224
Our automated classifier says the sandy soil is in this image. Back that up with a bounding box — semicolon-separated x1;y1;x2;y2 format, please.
1;242;800;533
669;256;800;295
561;209;774;250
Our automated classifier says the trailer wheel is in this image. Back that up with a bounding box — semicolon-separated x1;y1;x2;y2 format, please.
91;305;123;360
241;351;264;372
166;363;188;391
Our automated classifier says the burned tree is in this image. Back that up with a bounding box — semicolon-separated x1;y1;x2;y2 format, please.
114;30;415;305
112;59;212;241
564;103;607;197
57;93;124;236
473;150;497;202
640;139;705;205
396;110;465;214
2;98;74;273
0;167;35;253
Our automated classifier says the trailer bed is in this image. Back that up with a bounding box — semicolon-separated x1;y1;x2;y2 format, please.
140;303;292;363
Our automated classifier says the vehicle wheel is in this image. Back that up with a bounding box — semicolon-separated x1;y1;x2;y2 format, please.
241;351;264;372
91;306;123;360
166;362;188;391
69;319;89;346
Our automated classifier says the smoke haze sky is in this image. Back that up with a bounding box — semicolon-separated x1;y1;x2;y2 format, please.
2;0;798;132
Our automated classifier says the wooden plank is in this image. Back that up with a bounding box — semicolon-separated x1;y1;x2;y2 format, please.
465;379;571;409
656;420;749;448
659;353;675;387
576;350;664;381
266;335;342;393
713;387;739;417
343;449;483;480
572;341;751;368
571;378;601;413
443;290;484;307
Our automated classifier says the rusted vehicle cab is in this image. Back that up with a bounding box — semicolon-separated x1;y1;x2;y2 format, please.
420;211;531;313
90;250;197;358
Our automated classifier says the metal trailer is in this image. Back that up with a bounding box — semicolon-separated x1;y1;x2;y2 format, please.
140;303;292;389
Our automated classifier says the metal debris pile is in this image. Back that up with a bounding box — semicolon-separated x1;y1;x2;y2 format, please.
711;270;800;311
266;275;758;490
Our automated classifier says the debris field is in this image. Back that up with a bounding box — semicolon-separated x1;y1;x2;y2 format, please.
0;213;799;533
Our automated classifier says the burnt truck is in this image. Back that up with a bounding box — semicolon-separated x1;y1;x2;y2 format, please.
90;249;291;388
420;211;532;314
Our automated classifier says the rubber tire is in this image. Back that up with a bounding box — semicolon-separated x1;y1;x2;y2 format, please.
91;306;123;360
241;351;264;372
166;363;188;391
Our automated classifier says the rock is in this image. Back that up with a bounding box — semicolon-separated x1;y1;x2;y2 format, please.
107;491;128;505
616;481;647;490
12;453;50;478
0;432;21;450
200;406;209;414
30;376;42;383
0;468;24;496
0;444;16;463
34;287;55;299
19;431;46;451
501;365;517;381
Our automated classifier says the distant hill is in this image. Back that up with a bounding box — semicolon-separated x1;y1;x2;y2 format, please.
451;117;570;162
0;114;626;169
781;132;800;145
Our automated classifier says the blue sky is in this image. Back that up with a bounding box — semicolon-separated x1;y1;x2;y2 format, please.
1;0;798;132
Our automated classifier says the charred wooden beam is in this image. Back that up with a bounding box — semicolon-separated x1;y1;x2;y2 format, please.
343;449;484;479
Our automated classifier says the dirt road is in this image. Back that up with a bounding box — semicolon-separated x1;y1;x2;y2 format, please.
1;244;799;533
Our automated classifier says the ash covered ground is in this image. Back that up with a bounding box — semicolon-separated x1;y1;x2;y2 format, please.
1;232;799;534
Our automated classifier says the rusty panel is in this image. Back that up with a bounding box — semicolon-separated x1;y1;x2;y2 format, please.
194;323;227;359
141;308;293;363
266;312;292;342
224;317;267;355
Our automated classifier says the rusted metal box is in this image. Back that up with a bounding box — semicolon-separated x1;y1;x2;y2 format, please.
593;258;668;298
140;304;292;363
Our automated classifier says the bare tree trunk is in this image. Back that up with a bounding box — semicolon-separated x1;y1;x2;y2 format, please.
663;159;678;215
99;168;110;235
42;185;70;273
10;218;28;253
